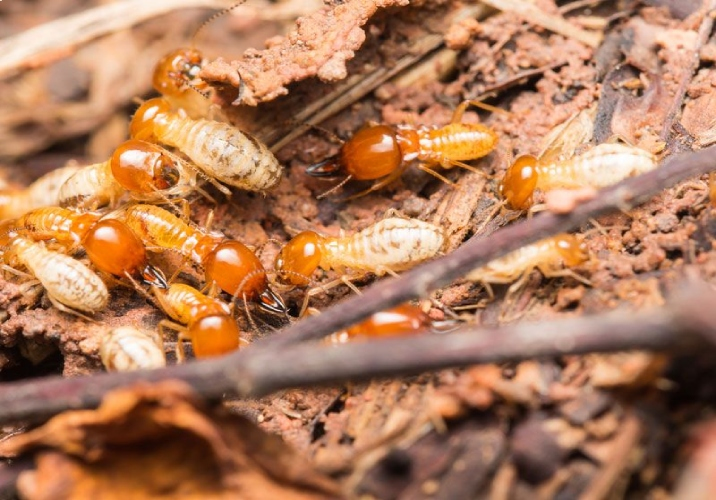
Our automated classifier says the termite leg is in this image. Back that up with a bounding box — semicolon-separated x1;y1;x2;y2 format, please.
342;165;409;201
340;275;363;295
158;319;186;362
442;159;489;177
316;175;352;200
482;282;495;302
299;122;345;144
451;99;509;124
176;331;193;363
505;269;534;298
0;263;35;281
539;267;592;287
374;266;399;278
473;200;506;237
46;294;97;323
100;271;133;290
417;164;456;186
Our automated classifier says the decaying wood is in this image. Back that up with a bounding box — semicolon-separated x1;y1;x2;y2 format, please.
200;0;413;106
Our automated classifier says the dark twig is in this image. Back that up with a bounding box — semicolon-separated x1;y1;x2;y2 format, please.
0;145;714;424
258;143;716;349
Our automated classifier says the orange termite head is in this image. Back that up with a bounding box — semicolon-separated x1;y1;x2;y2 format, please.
346;303;431;339
274;231;323;287
188;314;240;358
203;240;286;314
82;219;167;288
555;234;589;267
499;154;539;210
307;125;402;181
111;139;181;193
129;98;174;142
152;48;205;98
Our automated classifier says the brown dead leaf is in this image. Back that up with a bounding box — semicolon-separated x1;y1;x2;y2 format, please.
0;381;340;500
200;0;410;106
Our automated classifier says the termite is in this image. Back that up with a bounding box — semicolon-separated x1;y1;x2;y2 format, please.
0;164;81;219
275;217;446;286
122;204;285;313
100;326;166;371
152;2;246;117
153;283;241;359
153;48;211;119
500;143;658;210
130;97;282;192
326;303;433;344
15;207;167;288
58;139;210;210
306;100;499;198
465;233;590;295
4;236;109;315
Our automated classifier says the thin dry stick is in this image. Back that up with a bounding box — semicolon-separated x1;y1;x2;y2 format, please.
0;280;714;426
0;0;233;79
480;0;603;48
660;0;716;140
0;145;714;424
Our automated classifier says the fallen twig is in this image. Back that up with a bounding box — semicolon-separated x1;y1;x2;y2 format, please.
0;279;715;426
480;0;603;48
0;145;713;424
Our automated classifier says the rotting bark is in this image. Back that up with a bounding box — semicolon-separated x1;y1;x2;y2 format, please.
0;144;714;424
200;0;412;106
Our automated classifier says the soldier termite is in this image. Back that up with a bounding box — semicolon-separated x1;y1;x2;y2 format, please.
275;217;446;287
130;97;282;192
306;100;499;199
122;204;285;314
15;208;167;288
326;303;433;345
100;326;166;371
153;283;241;359
57;139;218;210
4;236;109;316
500;143;658;210
465;233;590;297
153;48;211;119
152;2;248;117
0;164;81;220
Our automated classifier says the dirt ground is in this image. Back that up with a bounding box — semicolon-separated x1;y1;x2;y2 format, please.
1;0;716;498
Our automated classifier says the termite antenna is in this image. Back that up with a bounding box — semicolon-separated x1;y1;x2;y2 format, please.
186;81;211;100
316;175;352;200
191;0;249;48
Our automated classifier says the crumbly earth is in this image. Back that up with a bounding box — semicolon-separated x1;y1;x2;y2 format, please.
1;0;716;498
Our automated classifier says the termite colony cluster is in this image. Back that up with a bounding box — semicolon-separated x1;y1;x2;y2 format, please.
0;9;662;374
